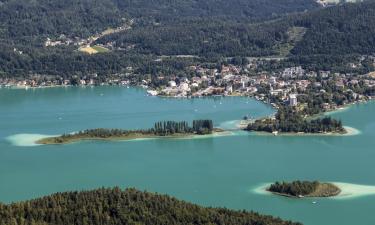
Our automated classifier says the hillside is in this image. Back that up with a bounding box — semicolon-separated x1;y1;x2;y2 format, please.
0;187;301;225
0;0;319;41
1;0;375;77
96;0;375;57
0;0;124;39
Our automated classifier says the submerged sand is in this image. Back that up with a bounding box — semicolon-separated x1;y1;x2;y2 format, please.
332;182;375;199
6;134;58;147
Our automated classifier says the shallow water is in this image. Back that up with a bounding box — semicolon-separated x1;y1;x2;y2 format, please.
1;86;375;225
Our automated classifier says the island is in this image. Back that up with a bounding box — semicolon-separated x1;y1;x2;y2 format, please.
245;106;346;135
36;119;221;144
267;181;341;198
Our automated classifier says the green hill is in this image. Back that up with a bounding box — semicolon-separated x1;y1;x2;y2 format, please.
1;0;375;77
0;187;301;225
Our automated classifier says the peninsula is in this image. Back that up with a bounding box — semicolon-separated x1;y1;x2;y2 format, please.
245;105;346;135
267;181;341;198
36;120;220;144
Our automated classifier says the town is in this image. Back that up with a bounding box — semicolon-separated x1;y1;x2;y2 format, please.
1;58;375;116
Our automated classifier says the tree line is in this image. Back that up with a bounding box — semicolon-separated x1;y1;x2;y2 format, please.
153;119;213;135
57;119;215;140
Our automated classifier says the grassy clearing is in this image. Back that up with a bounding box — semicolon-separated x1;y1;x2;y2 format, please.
79;46;98;54
78;45;109;54
92;45;110;53
273;26;307;57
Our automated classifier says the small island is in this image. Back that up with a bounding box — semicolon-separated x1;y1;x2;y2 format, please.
37;119;220;144
267;181;341;198
245;106;346;135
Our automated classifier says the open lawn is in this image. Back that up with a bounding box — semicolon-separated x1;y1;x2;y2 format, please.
92;45;110;53
78;45;109;54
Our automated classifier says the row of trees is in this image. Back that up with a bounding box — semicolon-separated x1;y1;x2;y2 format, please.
0;187;301;225
55;119;215;141
268;181;319;196
153;119;214;135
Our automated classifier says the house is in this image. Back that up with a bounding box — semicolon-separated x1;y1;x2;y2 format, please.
226;85;233;93
168;81;177;87
289;94;298;106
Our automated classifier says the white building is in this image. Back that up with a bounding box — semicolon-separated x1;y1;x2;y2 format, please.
289;94;298;106
168;81;177;87
226;85;233;93
282;66;305;78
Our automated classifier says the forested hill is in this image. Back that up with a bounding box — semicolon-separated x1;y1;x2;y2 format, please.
1;0;375;77
96;0;375;58
0;187;301;225
0;0;125;39
291;0;375;55
0;0;319;40
112;0;319;22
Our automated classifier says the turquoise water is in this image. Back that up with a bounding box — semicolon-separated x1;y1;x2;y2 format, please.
1;86;375;225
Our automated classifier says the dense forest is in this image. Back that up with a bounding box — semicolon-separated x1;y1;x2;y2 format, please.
1;0;375;77
96;0;375;57
268;180;341;197
0;187;301;225
0;0;124;39
291;1;375;56
0;0;319;41
268;181;320;196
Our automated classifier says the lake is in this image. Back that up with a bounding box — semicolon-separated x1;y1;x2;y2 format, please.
1;86;374;225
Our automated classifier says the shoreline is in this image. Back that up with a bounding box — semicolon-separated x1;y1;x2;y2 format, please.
249;125;359;137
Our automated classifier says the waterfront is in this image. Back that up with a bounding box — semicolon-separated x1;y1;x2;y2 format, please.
1;86;375;225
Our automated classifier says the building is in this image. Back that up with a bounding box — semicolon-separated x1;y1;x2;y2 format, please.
168;81;177;87
289;94;298;106
226;85;233;93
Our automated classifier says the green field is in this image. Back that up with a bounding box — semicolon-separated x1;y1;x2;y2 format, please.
91;45;110;53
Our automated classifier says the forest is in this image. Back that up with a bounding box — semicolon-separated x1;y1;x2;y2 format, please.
268;181;320;196
0;187;301;225
2;0;375;78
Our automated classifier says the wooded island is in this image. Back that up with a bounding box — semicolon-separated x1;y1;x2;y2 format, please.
267;181;341;198
246;106;345;134
37;120;219;144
